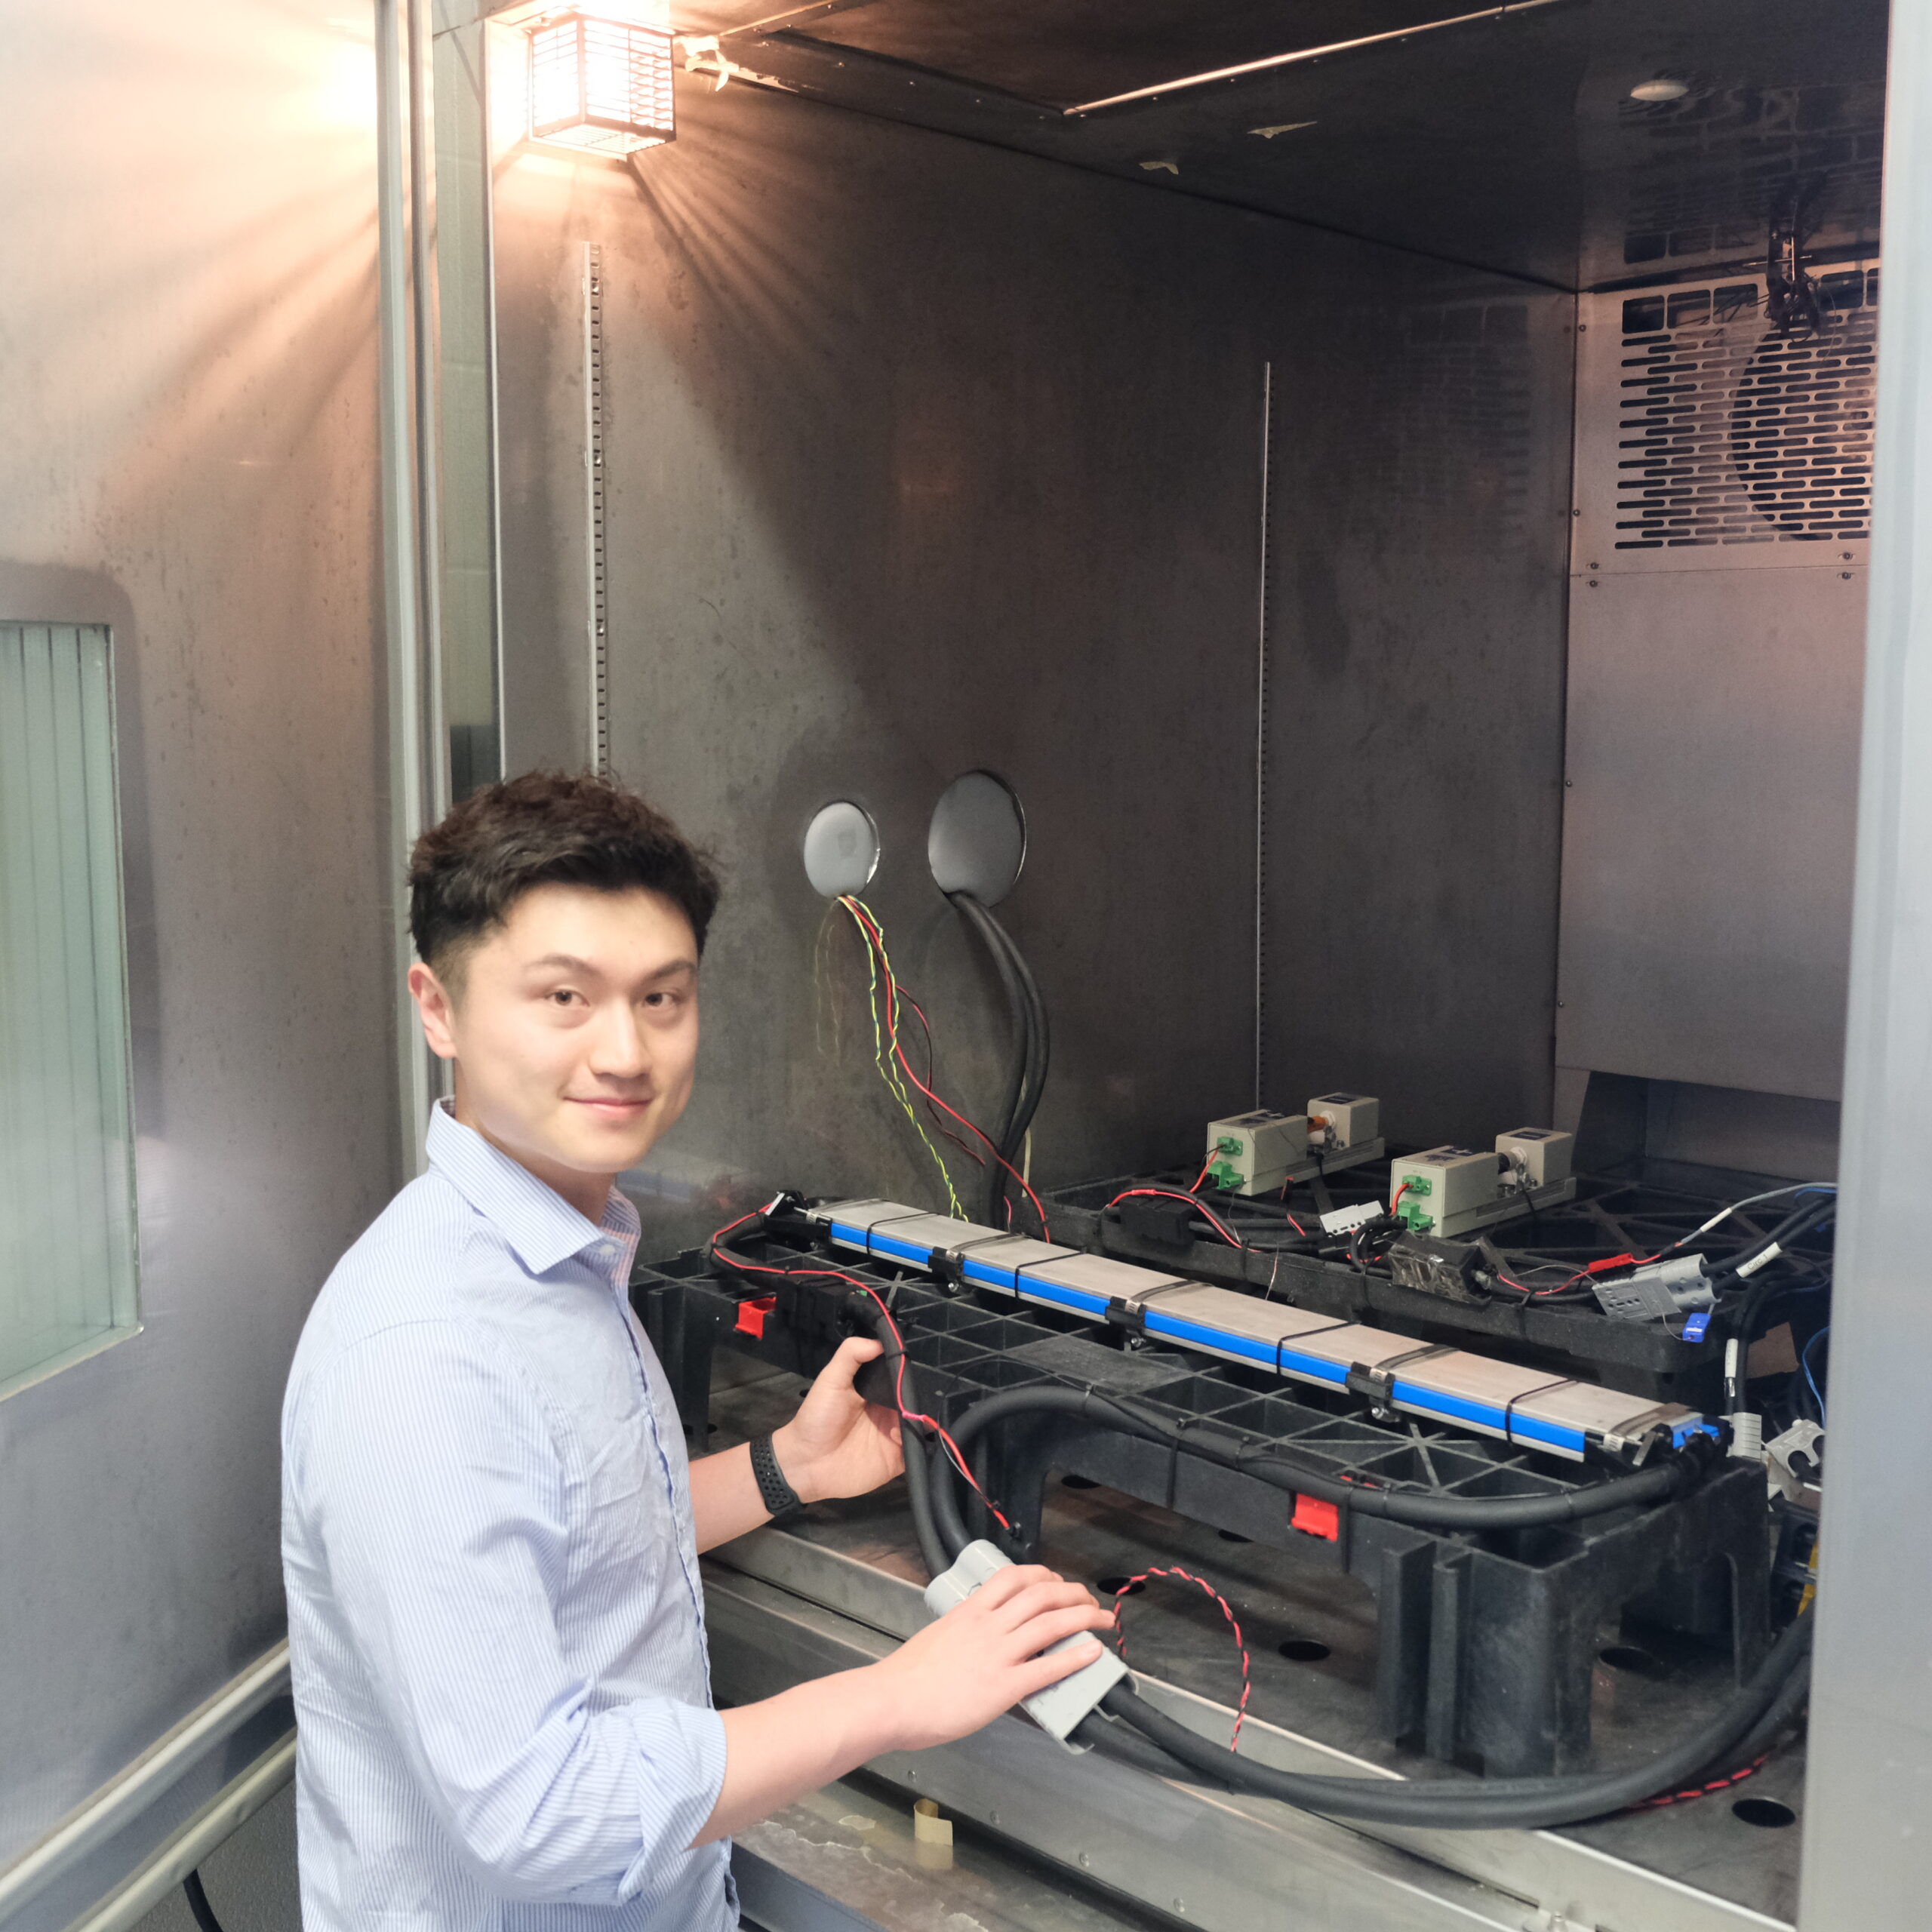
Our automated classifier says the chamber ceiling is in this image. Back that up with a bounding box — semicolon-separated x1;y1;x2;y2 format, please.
668;0;1889;290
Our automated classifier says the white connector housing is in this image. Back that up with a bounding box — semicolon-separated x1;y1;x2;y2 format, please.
923;1540;1127;1748
1204;1109;1308;1195
1390;1146;1501;1234
1495;1127;1574;1189
1307;1093;1380;1151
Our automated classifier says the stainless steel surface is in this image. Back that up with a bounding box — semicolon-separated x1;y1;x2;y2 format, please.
1252;363;1272;1120
926;771;1026;907
706;1567;1537;1932
0;1;393;1923
802;801;881;899
1021;1254;1186;1302
61;1738;296;1932
432;9;508;796
492;72;1583;1226
1147;1285;1347;1347
582;241;611;777
1798;0;1932;1919
1059;0;1577;118
1260;269;1574;1148
380;0;445;1171
408;0;452;817
1555;567;1863;1102
678;0;1887;292
733;1775;1169;1932
1571;277;1876;578
495;82;1268;1221
0;1648;288;1929
708;1523;1797;1932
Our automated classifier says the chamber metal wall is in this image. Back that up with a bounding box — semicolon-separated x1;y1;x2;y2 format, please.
0;2;392;1918
491;75;1574;1230
1262;283;1577;1147
1557;278;1870;1115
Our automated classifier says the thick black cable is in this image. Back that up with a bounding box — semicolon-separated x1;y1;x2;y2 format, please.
844;1295;949;1577
183;1872;226;1932
1706;1198;1835;1289
928;1383;1704;1545
1083;1611;1810;1829
976;898;1051;1155
918;1384;1803;1827
949;891;1035;1226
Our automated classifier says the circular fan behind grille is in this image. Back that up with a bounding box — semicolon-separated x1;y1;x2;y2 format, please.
1729;310;1878;539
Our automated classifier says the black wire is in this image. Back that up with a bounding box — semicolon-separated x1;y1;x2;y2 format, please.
914;1386;1800;1830
949;891;1035;1226
1081;1612;1810;1829
183;1872;226;1932
926;1383;1708;1553
1706;1198;1836;1292
987;905;1051;1156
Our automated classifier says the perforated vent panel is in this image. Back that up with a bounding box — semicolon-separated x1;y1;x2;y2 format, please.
1573;264;1878;573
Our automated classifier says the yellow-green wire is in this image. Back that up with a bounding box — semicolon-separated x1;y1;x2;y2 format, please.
840;896;966;1220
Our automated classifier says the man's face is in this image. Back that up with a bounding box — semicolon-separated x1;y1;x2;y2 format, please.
410;883;700;1210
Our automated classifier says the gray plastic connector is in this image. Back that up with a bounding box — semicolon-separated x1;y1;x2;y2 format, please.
1593;1254;1715;1322
923;1540;1128;1749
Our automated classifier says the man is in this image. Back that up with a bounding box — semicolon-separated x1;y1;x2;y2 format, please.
282;771;1109;1932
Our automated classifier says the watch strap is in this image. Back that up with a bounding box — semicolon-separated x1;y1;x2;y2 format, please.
750;1433;804;1519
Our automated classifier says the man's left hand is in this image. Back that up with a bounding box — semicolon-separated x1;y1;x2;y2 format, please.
772;1337;904;1504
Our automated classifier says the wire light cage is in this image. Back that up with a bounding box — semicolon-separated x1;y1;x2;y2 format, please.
528;11;675;156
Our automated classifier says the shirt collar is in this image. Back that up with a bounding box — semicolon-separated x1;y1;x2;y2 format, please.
426;1100;640;1281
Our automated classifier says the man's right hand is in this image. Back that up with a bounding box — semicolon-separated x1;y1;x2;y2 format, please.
864;1564;1115;1752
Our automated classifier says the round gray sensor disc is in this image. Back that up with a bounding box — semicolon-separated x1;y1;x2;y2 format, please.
801;799;880;898
927;771;1026;906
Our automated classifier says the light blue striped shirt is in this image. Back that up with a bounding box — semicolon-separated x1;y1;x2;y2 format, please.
282;1103;735;1932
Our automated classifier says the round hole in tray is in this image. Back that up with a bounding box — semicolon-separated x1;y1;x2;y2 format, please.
1061;1473;1099;1490
1598;1644;1657;1674
1217;1529;1251;1543
1278;1637;1331;1663
1732;1797;1797;1829
1097;1576;1146;1597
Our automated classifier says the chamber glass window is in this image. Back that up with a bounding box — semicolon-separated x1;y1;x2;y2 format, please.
1;623;138;1395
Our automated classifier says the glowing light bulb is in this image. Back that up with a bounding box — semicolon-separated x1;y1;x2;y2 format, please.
1630;78;1690;103
528;10;675;156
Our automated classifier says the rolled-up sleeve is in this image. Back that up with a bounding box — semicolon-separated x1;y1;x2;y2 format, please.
287;1320;727;1905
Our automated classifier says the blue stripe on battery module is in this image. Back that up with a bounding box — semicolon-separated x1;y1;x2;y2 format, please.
869;1232;937;1266
961;1257;1020;1294
1508;1413;1588;1454
1143;1314;1278;1367
1274;1345;1350;1387
1013;1275;1110;1318
1389;1382;1509;1438
829;1222;870;1251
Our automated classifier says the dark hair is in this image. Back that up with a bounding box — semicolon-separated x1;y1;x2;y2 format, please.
408;771;721;983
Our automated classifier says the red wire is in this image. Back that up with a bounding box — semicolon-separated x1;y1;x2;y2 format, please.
1629;1752;1770;1810
897;989;986;1168
1190;1156;1215;1192
709;1223;1013;1531
1109;1567;1254;1749
844;1278;1013;1531
1109;1187;1247;1248
840;897;1053;1238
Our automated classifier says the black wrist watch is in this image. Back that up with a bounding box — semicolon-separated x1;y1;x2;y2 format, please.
750;1434;804;1519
